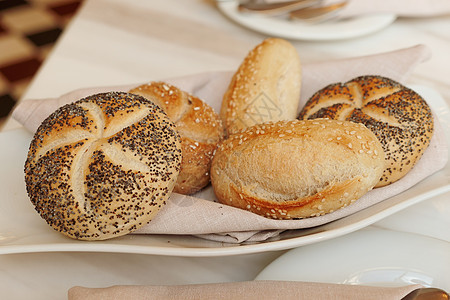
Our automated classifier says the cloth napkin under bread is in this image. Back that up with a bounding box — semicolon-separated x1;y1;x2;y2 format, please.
68;281;423;300
12;44;449;243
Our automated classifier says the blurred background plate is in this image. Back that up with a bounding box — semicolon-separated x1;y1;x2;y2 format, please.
216;0;396;40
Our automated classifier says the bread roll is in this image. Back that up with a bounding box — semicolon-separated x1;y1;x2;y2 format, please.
220;38;302;136
211;119;385;220
298;75;434;187
24;92;182;240
129;82;224;195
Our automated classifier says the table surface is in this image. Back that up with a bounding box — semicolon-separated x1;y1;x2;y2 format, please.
1;0;449;298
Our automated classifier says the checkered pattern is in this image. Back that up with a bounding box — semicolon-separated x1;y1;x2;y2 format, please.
0;0;83;126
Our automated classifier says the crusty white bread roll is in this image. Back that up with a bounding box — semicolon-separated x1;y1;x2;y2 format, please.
210;119;385;220
24;92;182;240
220;38;302;136
298;75;434;187
129;82;224;195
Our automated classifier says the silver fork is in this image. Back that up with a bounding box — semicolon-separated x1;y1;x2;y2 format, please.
289;1;348;23
237;0;324;16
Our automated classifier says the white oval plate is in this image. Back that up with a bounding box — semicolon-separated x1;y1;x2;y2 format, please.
255;227;450;290
0;85;448;257
216;0;397;41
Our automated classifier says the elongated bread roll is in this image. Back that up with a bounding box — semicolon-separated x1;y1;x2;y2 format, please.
129;82;224;195
298;75;434;187
220;38;302;135
24;92;182;240
211;119;385;220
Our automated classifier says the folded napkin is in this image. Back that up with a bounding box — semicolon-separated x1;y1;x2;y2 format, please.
68;281;423;300
13;45;448;243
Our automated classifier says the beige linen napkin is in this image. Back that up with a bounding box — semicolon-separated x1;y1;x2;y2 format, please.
13;45;449;243
68;281;423;300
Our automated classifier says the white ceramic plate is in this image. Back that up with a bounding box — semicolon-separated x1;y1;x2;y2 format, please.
255;227;450;290
216;0;397;41
0;85;448;257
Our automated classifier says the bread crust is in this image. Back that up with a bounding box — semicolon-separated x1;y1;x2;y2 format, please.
24;92;182;240
210;119;385;220
298;75;434;187
220;38;302;136
129;82;224;195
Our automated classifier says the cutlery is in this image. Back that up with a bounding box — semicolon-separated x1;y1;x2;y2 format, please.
289;1;348;23
237;0;323;16
401;287;449;300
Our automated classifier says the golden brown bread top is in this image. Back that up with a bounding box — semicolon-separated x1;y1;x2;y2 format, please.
220;38;302;135
130;82;224;144
299;75;434;187
211;119;385;219
129;82;224;194
25;92;182;240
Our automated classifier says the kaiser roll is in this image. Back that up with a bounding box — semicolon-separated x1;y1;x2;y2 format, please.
24;92;182;240
298;75;434;187
129;81;224;195
210;119;385;220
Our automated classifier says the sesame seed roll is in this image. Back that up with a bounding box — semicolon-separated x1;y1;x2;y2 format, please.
129;82;224;195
